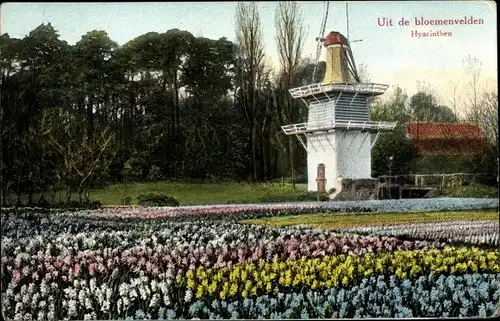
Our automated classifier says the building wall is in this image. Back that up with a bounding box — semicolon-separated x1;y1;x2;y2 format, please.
307;131;372;191
335;131;372;179
306;94;373;192
307;133;337;192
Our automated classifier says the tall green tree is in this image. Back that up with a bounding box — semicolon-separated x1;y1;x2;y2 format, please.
73;30;119;137
409;92;457;123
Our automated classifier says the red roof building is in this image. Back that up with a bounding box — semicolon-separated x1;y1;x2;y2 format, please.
404;122;485;156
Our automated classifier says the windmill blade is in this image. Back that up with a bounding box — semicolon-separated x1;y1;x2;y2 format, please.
312;1;330;83
340;42;360;83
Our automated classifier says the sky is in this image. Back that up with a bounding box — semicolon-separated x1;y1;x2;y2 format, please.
1;1;497;107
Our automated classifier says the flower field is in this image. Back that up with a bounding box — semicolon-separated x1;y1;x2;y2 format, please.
1;198;499;320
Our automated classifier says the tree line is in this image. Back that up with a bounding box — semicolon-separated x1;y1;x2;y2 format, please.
1;2;497;205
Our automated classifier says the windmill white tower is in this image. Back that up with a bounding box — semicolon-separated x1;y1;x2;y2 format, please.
281;31;397;200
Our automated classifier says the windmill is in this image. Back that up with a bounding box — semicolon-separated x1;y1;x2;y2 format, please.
281;1;397;200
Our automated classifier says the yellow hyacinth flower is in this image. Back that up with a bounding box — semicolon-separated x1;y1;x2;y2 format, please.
195;285;205;299
468;261;479;273
187;278;196;290
251;286;258;296
263;282;270;292
208;281;217;295
245;280;252;291
229;282;238;297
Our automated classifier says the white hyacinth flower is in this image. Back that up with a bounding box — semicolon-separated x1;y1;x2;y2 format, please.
46;310;55;321
40;280;49;297
150;294;160;308
106;287;112;301
129;288;138;300
159;281;169;294
163;293;171;306
184;289;193;303
97;290;104;306
122;297;130;309
13;313;24;321
117;298;123;314
139;286;148;301
20;285;27;296
100;300;110;313
37;311;46;321
28;283;36;294
31;293;40;309
119;283;128;297
68;299;78;317
151;280;158;292
14;302;24;314
22;293;30;305
89;278;97;293
5;288;14;298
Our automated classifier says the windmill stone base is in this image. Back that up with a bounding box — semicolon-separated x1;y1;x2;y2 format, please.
329;177;378;200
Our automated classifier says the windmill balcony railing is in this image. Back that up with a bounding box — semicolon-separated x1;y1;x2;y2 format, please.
281;119;397;135
288;82;389;99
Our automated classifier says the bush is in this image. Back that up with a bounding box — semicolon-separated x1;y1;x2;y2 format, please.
435;183;498;198
148;165;163;181
137;192;180;207
371;126;416;177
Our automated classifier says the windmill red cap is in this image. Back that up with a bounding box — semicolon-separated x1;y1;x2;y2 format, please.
323;31;348;46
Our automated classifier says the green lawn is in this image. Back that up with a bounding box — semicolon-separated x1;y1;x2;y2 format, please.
240;210;500;229
85;181;309;206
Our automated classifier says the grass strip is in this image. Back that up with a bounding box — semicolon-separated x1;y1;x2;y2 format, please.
241;210;499;229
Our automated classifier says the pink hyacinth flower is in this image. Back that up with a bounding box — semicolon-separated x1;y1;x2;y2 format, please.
11;269;21;286
73;263;80;276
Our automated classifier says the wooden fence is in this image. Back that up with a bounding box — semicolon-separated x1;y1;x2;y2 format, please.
378;173;493;190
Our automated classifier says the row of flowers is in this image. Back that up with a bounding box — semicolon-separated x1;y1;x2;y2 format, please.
3;272;499;320
180;247;499;302
339;220;499;246
184;273;500;319
4;197;496;222
3;213;452;258
4;212;497;259
2;205;499;320
1;232;446;289
3;245;498;316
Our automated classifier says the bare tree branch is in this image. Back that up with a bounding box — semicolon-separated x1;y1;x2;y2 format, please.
463;54;483;112
235;1;266;181
444;80;462;120
274;1;306;88
357;63;371;83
